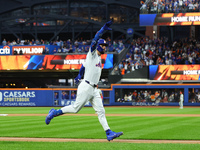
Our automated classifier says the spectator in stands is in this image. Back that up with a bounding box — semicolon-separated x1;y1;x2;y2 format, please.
45;47;49;54
132;90;137;101
161;89;168;100
35;39;40;45
62;91;69;99
140;0;200;14
113;66;121;75
173;91;178;102
197;92;200;103
128;92;133;101
11;40;17;46
124;94;128;102
114;36;200;75
16;38;20;45
57;48;62;53
115;92;120;102
54;92;59;99
62;46;69;53
53;48;57;54
168;92;175;102
2;39;6;46
71;91;76;99
24;40;29;45
121;67;125;75
31;39;35;45
68;45;73;53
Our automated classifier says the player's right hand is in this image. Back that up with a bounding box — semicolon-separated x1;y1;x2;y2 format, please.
103;20;113;31
75;74;81;85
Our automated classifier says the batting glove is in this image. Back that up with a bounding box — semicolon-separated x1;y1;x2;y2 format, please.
75;74;81;85
102;20;113;31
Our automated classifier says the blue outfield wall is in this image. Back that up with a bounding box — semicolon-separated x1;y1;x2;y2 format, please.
0;84;200;106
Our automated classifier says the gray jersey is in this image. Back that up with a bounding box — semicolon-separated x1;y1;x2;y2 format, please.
83;48;102;85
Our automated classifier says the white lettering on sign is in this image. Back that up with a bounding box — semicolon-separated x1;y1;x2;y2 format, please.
0;46;10;54
64;59;85;64
13;47;44;54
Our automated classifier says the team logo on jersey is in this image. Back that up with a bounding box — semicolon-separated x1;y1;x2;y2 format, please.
96;62;102;68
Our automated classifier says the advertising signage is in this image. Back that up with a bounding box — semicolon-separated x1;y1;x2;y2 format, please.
0;90;53;106
149;65;200;80
140;12;200;26
0;54;113;70
0;45;59;55
0;46;12;55
12;45;45;55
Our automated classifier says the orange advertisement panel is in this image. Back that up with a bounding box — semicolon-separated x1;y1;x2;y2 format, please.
42;54;109;69
0;55;31;70
0;54;113;70
149;65;200;80
140;12;200;26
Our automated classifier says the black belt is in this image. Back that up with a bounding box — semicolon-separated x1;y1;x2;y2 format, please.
85;80;97;87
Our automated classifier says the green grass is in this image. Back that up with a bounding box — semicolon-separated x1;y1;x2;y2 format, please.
0;115;200;140
1;106;200;114
0;107;200;150
0;141;200;150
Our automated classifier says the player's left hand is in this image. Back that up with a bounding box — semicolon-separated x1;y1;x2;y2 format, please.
75;74;81;85
103;20;113;31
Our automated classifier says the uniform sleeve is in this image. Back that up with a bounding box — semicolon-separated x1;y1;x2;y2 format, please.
90;20;113;54
90;28;104;53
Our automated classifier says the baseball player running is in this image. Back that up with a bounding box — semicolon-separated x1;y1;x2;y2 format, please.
45;20;123;141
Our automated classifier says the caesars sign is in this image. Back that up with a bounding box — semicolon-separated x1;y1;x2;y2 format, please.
12;45;45;55
0;91;36;106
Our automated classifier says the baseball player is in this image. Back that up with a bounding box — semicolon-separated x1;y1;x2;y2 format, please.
45;20;123;141
179;91;184;109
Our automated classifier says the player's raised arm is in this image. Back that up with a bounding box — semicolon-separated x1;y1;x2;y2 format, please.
90;20;113;53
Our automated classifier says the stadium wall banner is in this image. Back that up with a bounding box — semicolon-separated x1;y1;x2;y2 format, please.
149;65;200;80
0;54;113;70
0;45;59;55
0;90;53;106
1;85;200;106
140;12;200;26
12;45;45;55
0;46;12;55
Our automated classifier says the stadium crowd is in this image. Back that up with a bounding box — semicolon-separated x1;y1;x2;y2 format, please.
113;37;200;75
1;37;125;54
2;36;200;76
116;88;200;103
140;0;200;14
116;89;181;103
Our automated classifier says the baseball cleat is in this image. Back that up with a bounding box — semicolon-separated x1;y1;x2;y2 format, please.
45;108;55;125
106;130;123;141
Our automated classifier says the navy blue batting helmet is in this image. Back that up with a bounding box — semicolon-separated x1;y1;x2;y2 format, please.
98;39;108;46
